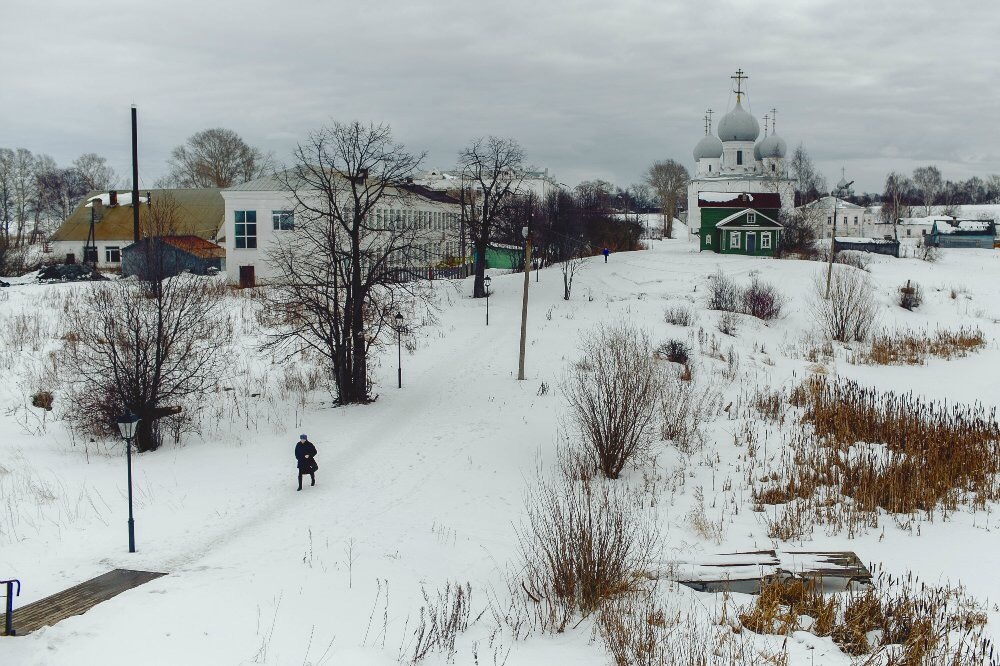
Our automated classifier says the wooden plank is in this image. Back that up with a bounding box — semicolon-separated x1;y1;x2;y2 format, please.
1;569;166;636
673;550;871;594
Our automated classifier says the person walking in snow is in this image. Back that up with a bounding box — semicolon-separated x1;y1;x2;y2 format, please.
295;434;318;491
602;247;610;263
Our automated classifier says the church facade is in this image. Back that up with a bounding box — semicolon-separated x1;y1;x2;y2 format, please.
687;71;795;257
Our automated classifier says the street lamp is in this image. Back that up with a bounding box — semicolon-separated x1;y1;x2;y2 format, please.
394;312;404;388
484;275;492;326
116;411;140;553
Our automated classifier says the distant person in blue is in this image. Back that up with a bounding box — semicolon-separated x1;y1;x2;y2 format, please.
295;434;318;491
602;247;610;263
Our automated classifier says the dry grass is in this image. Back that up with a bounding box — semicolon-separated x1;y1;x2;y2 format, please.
737;569;995;665
851;327;985;366
753;377;1000;536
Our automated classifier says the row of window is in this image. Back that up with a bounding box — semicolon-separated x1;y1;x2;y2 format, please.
827;216;861;225
704;231;773;249
233;208;461;250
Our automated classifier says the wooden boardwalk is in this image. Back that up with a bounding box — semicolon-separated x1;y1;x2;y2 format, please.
672;550;871;594
1;569;166;636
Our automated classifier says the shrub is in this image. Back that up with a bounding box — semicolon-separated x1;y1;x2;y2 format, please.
854;327;985;365
898;280;922;310
655;339;690;365
717;311;739;336
663;305;695;327
810;267;878;342
31;391;54;411
518;476;656;623
563;324;664;479
741;277;786;321
707;269;740;312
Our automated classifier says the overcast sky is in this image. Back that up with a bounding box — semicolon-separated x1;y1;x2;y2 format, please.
2;0;997;194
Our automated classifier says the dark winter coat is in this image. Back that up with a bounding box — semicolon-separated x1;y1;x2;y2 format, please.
295;440;318;472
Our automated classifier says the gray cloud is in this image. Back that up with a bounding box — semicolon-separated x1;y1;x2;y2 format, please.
1;0;997;193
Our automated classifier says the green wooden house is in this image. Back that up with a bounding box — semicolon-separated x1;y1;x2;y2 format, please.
697;192;783;257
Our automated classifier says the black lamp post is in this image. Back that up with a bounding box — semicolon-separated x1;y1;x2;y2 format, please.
484;275;492;326
394;312;404;388
116;411;140;553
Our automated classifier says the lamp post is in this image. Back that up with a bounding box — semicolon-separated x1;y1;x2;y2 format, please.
116;411;140;553
484;275;492;326
824;180;854;299
394;312;403;388
517;221;531;381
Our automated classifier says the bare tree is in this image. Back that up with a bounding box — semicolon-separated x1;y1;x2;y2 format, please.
0;148;14;247
73;153;119;191
458;136;526;298
912;165;942;216
563;324;664;479
789;144;827;205
881;172;913;240
560;245;586;300
263;121;426;405
645;159;689;239
62;276;226;451
164;128;273;188
10;148;35;247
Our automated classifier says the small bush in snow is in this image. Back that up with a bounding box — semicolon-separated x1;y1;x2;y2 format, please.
655;339;690;365
707;270;740;312
897;280;922;311
563;324;664;480
810;267;878;342
717;311;740;336
741;278;787;321
663;305;695;327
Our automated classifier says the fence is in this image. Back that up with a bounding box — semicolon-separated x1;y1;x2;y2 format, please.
386;263;474;283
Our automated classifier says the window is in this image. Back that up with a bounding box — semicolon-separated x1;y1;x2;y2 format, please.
272;210;293;231
736;150;743;165
235;210;257;249
853;216;858;224
771;164;776;172
105;246;121;263
730;231;741;249
705;233;712;245
747;212;757;225
827;216;832;225
843;216;847;224
708;164;712;172
761;233;772;249
907;229;912;237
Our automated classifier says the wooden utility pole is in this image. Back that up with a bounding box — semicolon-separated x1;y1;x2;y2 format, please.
517;218;531;380
131;105;140;243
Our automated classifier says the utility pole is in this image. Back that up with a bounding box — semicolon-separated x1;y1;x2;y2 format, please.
517;216;531;381
131;105;140;243
825;178;854;299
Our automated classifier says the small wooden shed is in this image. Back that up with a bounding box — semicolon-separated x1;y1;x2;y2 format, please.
121;235;225;280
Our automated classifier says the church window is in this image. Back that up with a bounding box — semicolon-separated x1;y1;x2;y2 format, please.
730;232;741;249
708;165;712;172
736;150;743;166
771;164;776;173
761;232;772;249
854;216;858;224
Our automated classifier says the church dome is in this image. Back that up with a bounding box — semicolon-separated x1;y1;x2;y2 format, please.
837;176;850;190
753;141;763;161
717;101;760;142
693;134;724;160
759;133;787;158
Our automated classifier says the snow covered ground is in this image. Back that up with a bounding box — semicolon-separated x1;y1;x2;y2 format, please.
1;233;999;665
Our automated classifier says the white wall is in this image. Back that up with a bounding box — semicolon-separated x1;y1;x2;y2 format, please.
221;190;464;283
49;240;130;268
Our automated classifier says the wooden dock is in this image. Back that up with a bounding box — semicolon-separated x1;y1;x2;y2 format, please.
671;550;870;594
1;569;166;636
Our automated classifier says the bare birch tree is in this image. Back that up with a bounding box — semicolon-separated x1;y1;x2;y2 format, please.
912;165;942;216
881;172;913;240
263;121;426;405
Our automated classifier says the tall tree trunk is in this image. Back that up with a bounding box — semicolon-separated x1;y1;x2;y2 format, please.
472;233;488;298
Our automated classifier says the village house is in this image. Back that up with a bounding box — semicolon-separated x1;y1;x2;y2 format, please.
927;219;997;248
49;189;224;269
799;195;876;239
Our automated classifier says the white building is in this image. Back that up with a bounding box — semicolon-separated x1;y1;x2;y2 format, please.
221;175;464;285
799;196;876;239
413;168;563;202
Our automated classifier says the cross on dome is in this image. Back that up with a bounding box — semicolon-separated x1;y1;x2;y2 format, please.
731;69;748;102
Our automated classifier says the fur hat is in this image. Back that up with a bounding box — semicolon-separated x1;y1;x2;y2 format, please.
300;434;308;441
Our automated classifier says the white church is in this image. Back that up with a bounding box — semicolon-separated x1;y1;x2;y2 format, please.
687;70;795;256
